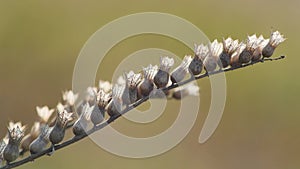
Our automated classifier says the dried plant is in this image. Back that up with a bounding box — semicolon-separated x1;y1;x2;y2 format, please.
0;30;286;169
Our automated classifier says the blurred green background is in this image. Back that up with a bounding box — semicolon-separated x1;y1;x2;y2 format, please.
0;0;299;169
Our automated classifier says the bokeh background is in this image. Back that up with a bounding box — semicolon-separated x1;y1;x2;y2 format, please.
0;0;299;169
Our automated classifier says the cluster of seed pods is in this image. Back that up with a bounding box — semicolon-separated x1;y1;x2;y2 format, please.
0;30;285;165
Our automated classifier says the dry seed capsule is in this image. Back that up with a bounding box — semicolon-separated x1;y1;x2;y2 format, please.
3;122;26;163
239;35;258;64
262;30;286;58
138;65;158;97
230;42;246;67
154;56;174;88
123;71;142;104
204;40;222;72
29;125;50;154
90;90;111;125
252;35;269;61
220;37;239;68
73;104;92;135
49;110;73;145
171;55;193;83
189;44;208;75
20;122;40;154
107;84;125;117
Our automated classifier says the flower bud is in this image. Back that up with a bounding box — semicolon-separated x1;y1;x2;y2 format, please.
220;37;239;68
73;103;92;135
90;104;105;126
189;44;208;75
123;71;142;104
262;30;286;58
138;65;158;97
204;40;223;72
49;110;73;145
29;125;50;154
230;42;246;67
107;84;125;117
171;55;192;83
21;122;41;154
239;35;258;64
3;122;26;163
252;35;268;61
154;56;174;88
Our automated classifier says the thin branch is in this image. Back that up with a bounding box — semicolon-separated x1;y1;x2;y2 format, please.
0;56;285;169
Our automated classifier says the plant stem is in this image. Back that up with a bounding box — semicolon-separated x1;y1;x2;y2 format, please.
0;56;285;169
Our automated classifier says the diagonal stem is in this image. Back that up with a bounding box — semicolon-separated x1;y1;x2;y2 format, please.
0;56;285;169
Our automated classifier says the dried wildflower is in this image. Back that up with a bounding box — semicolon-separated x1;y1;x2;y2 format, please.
138;65;158;97
172;82;200;99
21;122;41;154
3;122;26;163
230;42;246;67
238;34;258;64
204;40;223;72
49;110;73;145
36;106;54;124
62;90;79;107
123;71;142;104
73;104;92;135
219;37;239;68
171;55;193;83
154;56;174;88
29;125;50;154
189;44;208;75
262;30;286;58
99;80;112;93
107;84;125;117
252;35;269;61
90;90;111;125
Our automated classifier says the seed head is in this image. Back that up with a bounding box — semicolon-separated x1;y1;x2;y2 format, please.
107;84;125;117
124;71;142;104
73;104;91;135
219;37;239;68
91;89;111;126
262;30;286;58
154;57;174;88
171;55;193;83
189;44;209;75
252;35;269;61
29;125;50;154
49;110;72;145
3;122;26;163
138;65;158;97
204;40;222;72
230;42;246;67
21;122;41;153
